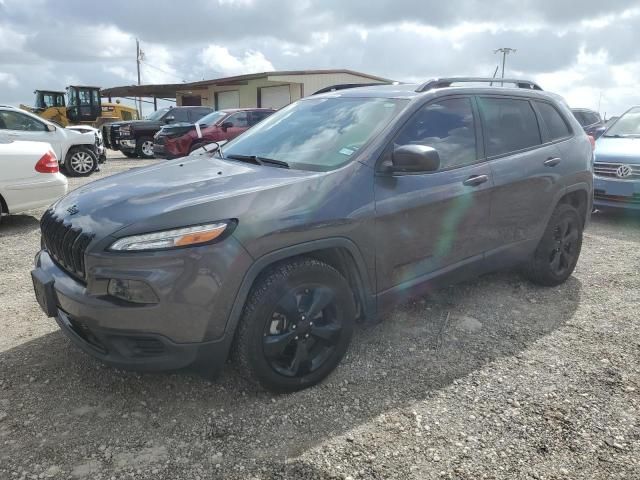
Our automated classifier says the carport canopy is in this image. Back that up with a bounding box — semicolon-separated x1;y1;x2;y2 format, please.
100;84;182;101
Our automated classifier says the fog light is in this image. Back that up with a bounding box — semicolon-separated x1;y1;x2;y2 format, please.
107;279;159;304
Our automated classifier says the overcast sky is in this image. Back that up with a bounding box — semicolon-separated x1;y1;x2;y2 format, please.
1;0;639;116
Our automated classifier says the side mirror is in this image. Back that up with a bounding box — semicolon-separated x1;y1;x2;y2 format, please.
220;121;233;131
164;115;175;124
390;145;440;173
46;124;56;132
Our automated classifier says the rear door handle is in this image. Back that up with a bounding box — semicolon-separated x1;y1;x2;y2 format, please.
544;157;561;167
463;174;489;187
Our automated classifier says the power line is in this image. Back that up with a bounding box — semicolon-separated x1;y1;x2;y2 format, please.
140;61;185;82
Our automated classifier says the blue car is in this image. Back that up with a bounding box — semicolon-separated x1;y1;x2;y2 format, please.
593;106;640;210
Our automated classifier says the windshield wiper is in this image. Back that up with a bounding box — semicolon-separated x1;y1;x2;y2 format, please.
225;154;290;169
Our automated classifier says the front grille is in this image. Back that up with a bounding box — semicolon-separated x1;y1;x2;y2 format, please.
594;162;640;179
111;124;121;140
594;189;640;204
40;210;94;279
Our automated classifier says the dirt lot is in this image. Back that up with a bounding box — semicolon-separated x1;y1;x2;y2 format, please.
0;153;639;479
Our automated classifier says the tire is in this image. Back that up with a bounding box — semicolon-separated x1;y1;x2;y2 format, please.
64;146;97;177
523;203;583;286
135;137;155;159
122;151;139;158
233;258;356;392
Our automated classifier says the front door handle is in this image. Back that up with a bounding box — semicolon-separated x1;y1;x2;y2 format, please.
463;174;489;187
544;157;561;167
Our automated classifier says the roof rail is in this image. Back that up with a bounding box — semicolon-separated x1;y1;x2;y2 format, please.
416;77;543;92
312;82;392;95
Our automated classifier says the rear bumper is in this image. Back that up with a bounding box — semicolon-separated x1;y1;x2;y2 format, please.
3;175;67;214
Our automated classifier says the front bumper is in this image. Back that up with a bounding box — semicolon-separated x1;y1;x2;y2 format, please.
593;176;640;210
31;237;253;372
152;143;170;159
119;139;136;152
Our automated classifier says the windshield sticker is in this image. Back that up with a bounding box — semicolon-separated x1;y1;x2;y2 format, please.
194;123;203;138
339;148;354;156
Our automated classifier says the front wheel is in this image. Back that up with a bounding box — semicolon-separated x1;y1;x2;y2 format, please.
523;203;583;286
64;147;97;177
233;259;356;392
135;137;155;159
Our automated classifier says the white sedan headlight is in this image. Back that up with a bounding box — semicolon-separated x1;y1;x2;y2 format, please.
109;222;231;251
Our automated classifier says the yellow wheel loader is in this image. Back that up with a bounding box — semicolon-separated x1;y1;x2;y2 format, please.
20;86;138;128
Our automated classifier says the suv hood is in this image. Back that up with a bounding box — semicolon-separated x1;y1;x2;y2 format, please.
158;123;195;135
595;136;640;164
51;155;318;240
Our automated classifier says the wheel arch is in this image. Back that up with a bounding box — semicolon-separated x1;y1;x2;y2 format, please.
220;238;376;350
559;183;591;227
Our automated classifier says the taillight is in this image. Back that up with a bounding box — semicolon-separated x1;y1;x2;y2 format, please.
35;151;59;173
587;135;596;150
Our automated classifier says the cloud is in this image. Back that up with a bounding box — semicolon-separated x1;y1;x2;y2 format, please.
200;45;274;76
0;72;18;88
0;0;639;116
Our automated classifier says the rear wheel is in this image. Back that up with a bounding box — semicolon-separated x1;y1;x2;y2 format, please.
233;259;356;392
524;203;583;286
135;137;155;159
64;147;97;177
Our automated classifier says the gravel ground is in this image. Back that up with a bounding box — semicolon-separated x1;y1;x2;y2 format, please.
0;151;639;479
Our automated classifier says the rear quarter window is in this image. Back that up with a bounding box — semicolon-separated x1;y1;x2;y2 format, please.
477;97;542;157
534;101;572;141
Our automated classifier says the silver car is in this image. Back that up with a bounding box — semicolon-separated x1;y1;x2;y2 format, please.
594;106;640;210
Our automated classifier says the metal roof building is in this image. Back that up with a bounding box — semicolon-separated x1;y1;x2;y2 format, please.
101;69;392;111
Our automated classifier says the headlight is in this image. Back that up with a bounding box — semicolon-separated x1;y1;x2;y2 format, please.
109;222;232;252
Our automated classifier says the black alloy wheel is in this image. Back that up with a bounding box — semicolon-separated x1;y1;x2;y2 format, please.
548;216;580;277
263;286;343;378
234;259;356;392
524;203;583;286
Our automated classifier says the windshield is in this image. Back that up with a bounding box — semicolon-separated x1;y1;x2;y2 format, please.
145;107;170;121
221;97;408;171
198;111;228;126
605;107;640;137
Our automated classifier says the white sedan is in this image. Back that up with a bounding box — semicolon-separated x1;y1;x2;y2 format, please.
0;138;67;221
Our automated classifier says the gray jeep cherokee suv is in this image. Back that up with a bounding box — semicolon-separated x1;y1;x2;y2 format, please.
31;78;593;392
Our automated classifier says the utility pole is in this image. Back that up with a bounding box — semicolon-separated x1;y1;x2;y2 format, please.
136;39;142;117
494;48;517;85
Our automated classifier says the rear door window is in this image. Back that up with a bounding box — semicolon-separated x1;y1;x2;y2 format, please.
394;97;478;170
477;97;542;157
534;101;572;142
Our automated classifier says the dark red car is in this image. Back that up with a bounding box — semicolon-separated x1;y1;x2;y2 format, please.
153;108;275;159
